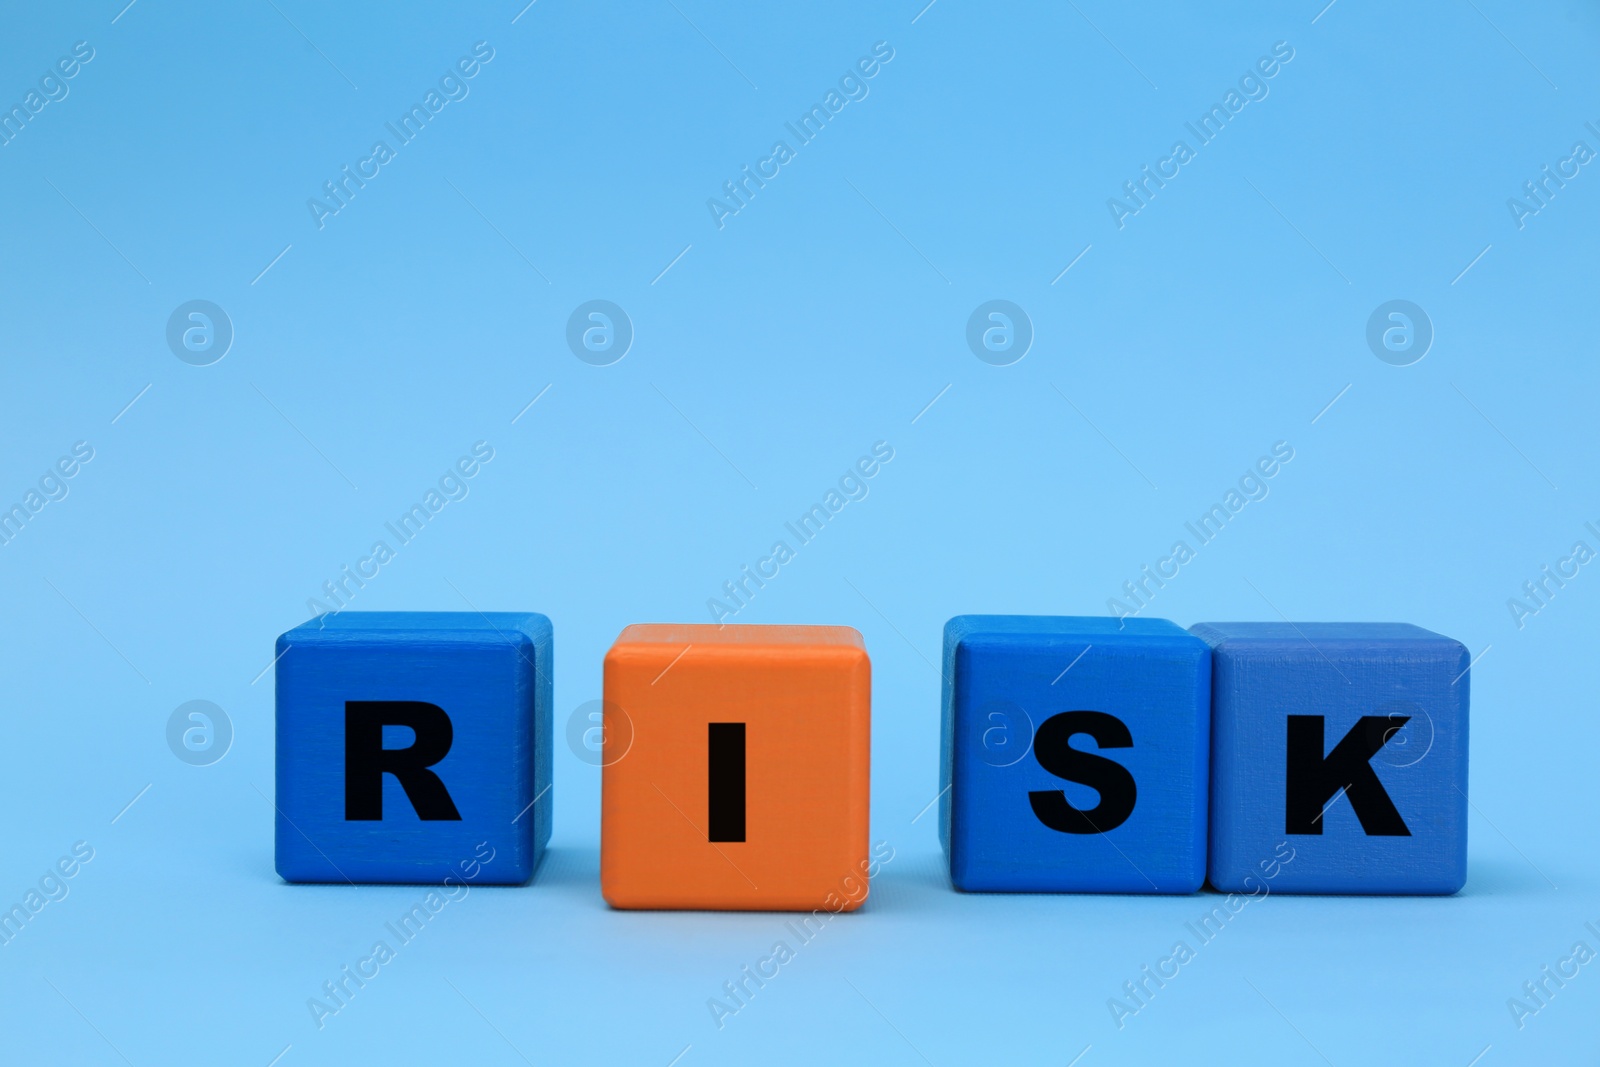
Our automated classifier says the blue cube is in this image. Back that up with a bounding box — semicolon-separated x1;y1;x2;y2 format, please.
940;616;1211;893
275;612;552;884
1191;622;1469;895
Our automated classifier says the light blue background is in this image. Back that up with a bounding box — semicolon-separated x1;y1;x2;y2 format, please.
0;1;1595;1063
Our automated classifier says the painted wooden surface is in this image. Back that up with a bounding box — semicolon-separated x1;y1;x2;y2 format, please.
600;624;871;911
941;615;1211;893
1193;621;1469;895
275;611;552;885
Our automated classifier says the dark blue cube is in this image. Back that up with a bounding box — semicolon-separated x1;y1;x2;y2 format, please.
275;611;552;884
1191;621;1469;895
940;616;1211;893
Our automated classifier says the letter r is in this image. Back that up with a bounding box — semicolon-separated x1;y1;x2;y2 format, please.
345;701;462;820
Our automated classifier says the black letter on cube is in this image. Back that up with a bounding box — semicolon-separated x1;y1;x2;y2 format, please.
345;701;462;821
1028;711;1138;834
707;722;746;842
1285;714;1410;836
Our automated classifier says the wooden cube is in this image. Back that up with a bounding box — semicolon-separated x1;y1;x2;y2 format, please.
274;611;552;884
941;616;1211;893
1192;621;1469;894
600;624;870;910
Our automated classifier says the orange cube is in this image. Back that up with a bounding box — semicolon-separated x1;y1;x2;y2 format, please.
601;624;871;911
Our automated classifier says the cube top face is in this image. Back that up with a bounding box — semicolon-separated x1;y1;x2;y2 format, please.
280;610;549;652
602;624;870;911
1192;621;1469;895
1189;620;1461;654
942;616;1211;893
614;622;865;649
275;612;552;885
946;614;1198;642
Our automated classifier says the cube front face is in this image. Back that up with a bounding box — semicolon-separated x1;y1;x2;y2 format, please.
1193;622;1469;895
601;624;870;911
941;616;1211;893
275;612;552;885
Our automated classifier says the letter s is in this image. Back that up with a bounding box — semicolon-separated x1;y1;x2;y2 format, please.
1028;711;1137;834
